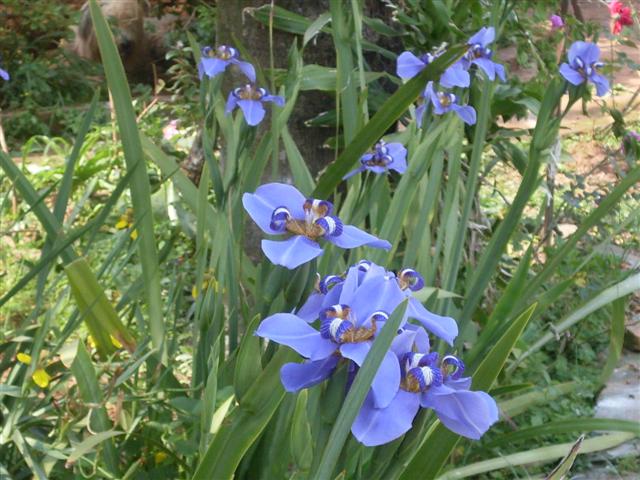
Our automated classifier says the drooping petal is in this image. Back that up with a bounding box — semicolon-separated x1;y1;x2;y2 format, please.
262;236;324;269
200;57;229;78
406;299;458;345
444;377;472;391
396;51;427;80
262;94;286;107
352;389;421;446
237;99;266;126
343;165;366;180
493;62;506;82
415;103;427;128
225;92;239;114
421;388;499;439
472;57;497;81
340;343;401;408
326;225;391;250
280;356;339;391
242;183;307;234
255;313;336;360
590;72;610;97
451;104;477;125
559;63;585;86
468;27;495;47
440;64;470;88
231;59;256;82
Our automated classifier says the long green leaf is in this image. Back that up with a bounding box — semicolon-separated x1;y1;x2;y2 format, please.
89;0;164;357
312;300;408;480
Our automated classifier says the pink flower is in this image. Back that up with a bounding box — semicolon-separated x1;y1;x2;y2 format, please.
163;120;179;140
609;1;633;35
549;14;564;30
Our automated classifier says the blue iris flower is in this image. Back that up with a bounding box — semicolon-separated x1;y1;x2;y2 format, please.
351;334;499;446
198;45;256;82
297;261;458;345
396;51;470;88
460;27;506;82
418;82;476;126
225;84;285;126
343;140;408;180
559;41;609;97
255;264;409;408
242;184;391;269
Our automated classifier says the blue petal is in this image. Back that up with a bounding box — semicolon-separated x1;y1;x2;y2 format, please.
200;57;229;78
262;94;285;107
494;62;506;82
231;59;256;82
559;63;585;86
415;104;426;128
421;389;499;440
350;272;405;327
352;389;420;446
440;64;470;88
406;299;458;345
0;68;9;81
340;343;401;408
262;236;324;269
326;225;391;250
338;265;361;305
468;27;495;47
237;99;266;126
472;57;497;81
255;313;336;360
296;292;326;322
225;92;238;114
280;356;339;392
396;52;426;80
242;182;307;234
343;165;366;180
590;72;610;97
451;104;476;125
568;41;600;66
390;329;421;357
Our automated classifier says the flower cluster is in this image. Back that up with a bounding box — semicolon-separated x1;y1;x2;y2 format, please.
198;44;283;126
255;260;497;446
397;27;505;126
609;1;633;35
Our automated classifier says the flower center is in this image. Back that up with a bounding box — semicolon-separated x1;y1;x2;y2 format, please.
437;91;456;107
397;268;424;291
215;45;237;60
467;44;491;60
362;141;393;167
234;84;266;101
402;366;443;392
320;307;385;344
269;199;343;240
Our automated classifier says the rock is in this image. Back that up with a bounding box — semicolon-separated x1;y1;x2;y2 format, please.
624;319;640;352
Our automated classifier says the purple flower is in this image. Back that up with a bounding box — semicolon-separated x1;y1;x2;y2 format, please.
0;67;9;81
397;51;470;88
559;41;609;97
256;267;407;407
343;140;408;180
549;14;564;30
461;27;506;82
298;261;458;345
198;45;256;82
225;84;285;126
351;342;499;446
419;82;476;126
242;184;391;269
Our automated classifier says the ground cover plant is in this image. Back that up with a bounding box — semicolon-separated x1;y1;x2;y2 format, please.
0;1;639;479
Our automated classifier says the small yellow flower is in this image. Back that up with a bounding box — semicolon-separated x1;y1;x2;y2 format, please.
32;368;51;388
192;276;221;299
17;353;32;365
154;451;168;464
110;335;123;349
130;229;138;240
115;218;129;230
87;335;97;349
575;272;587;288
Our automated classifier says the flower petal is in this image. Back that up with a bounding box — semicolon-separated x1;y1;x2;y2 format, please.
350;273;405;326
296;292;326;322
396;51;426;80
472;57;497;81
451;104;476;125
440;64;470;88
262;237;324;269
225;92;238;114
231;59;256;82
262;94;286;107
590;72;610;97
237;99;266;126
326;225;391;250
340;343;401;408
568;41;600;66
200;57;229;78
352;389;420;446
255;313;336;360
0;68;9;81
415;104;427;128
406;299;458;345
343;165;366;180
559;63;585;86
468;27;495;47
242;183;307;234
421;389;499;440
280;356;339;392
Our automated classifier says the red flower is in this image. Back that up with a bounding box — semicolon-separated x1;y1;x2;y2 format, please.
609;1;633;35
